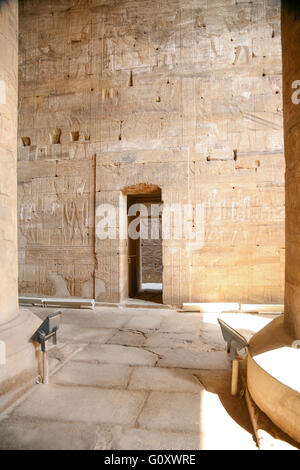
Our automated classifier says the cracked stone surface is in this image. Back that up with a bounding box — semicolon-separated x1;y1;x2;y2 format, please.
144;332;198;349
157;350;230;369
0;305;261;449
0;418;100;450
159;315;204;334
108;330;146;347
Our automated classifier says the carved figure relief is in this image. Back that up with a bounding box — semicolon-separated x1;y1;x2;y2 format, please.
63;197;89;243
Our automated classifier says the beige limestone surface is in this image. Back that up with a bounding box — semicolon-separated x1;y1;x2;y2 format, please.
0;304;261;450
242;1;300;447
0;0;19;324
282;0;300;339
0;0;41;393
17;0;285;305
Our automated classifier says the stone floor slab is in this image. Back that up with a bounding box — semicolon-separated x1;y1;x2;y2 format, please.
124;315;162;331
53;362;131;389
59;324;116;344
0;306;261;450
61;312;131;329
12;385;146;426
74;344;157;366
137;390;256;449
159;315;203;334
157;349;230;370
145;332;199;349
115;428;202;450
128;367;203;393
108;330;146;347
138;391;202;433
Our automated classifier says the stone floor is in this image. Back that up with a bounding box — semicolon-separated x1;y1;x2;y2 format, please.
0;304;273;450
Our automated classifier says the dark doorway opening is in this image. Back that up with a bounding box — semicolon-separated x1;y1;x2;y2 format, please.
127;189;162;304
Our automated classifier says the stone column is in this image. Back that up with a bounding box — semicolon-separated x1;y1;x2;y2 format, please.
0;0;19;325
239;1;300;445
0;0;39;391
282;0;300;339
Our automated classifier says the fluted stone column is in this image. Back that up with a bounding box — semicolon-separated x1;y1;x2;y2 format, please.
0;0;39;391
0;0;19;325
282;0;300;339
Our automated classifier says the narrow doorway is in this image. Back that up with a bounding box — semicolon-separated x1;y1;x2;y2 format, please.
127;189;162;304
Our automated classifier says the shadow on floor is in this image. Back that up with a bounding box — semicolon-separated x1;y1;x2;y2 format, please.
133;289;163;304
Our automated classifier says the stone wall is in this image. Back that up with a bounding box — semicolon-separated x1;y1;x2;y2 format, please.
18;0;285;305
141;207;162;284
0;0;19;324
141;238;162;284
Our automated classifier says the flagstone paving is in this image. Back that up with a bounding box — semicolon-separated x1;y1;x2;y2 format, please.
0;305;262;450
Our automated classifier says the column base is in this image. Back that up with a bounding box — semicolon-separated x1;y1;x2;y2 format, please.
247;316;300;443
0;308;41;394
